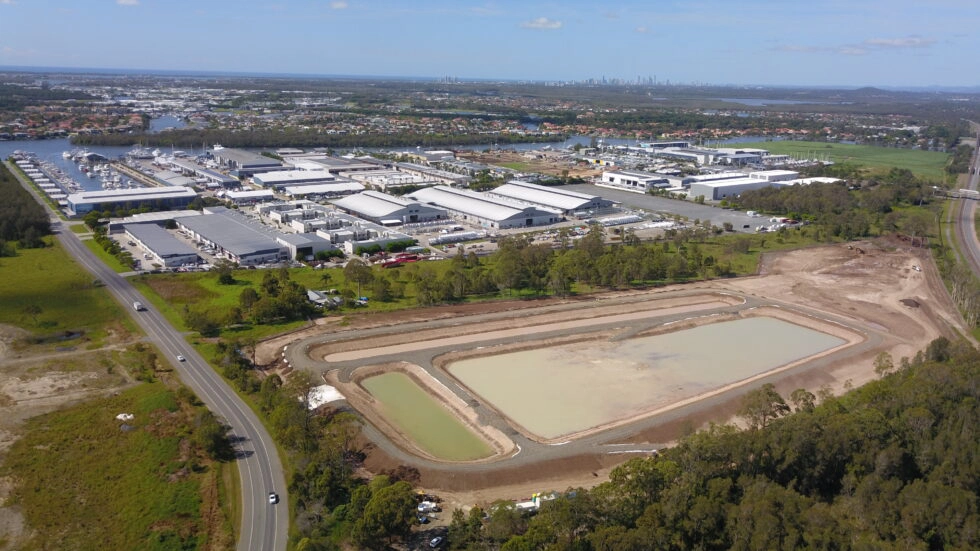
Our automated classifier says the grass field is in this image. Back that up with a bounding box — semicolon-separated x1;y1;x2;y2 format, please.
735;141;950;180
0;238;134;340
82;237;133;273
1;383;233;551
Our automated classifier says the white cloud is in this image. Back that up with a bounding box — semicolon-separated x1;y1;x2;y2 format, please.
520;17;562;30
0;0;16;6
329;1;347;9
117;0;139;5
772;44;822;53
864;36;935;48
634;26;648;34
837;46;868;56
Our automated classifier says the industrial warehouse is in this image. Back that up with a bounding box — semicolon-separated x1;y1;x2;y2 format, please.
66;186;198;215
407;185;562;229
121;222;200;268
176;206;293;265
252;169;339;190
331;190;448;225
488;180;613;216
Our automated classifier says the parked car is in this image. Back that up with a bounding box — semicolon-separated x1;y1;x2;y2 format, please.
429;536;444;548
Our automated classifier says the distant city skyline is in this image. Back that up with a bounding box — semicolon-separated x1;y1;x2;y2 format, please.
0;0;977;88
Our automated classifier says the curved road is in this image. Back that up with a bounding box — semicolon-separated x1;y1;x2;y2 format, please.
951;124;980;277
7;162;287;551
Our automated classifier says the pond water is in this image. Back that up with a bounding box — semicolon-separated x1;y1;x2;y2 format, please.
361;372;493;461
448;317;845;439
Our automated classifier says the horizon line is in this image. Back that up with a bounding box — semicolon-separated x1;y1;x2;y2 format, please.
1;64;979;93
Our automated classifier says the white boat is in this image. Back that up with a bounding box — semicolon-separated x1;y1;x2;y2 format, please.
62;151;73;159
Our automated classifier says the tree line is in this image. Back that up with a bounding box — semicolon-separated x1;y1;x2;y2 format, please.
445;338;980;550
0;162;51;252
72;128;563;149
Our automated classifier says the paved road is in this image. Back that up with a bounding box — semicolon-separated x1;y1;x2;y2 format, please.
564;183;765;232
6;161;287;551
951;124;980;277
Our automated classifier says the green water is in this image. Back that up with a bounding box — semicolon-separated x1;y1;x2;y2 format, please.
362;372;493;461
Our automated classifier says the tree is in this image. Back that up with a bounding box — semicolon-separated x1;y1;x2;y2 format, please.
239;287;259;311
194;410;234;460
873;351;894;376
351;480;417;549
213;259;236;285
739;383;790;429
21;303;42;326
789;388;816;412
343;258;374;298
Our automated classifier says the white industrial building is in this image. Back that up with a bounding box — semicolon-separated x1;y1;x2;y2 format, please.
408;185;562;229
252;170;338;190
332;191;448;225
681;172;748;187
210;147;283;177
488;181;613;216
282;182;364;199
599;170;671;193
749;170;800;182
249;201;415;255
688;177;790;201
342;169;435;191
67;186;198;216
394;162;472;187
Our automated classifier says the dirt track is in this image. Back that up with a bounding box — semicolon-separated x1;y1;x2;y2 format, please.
265;238;971;509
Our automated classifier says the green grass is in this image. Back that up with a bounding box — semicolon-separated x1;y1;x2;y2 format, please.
0;238;133;339
735;141;950;180
1;383;221;551
500;161;534;171
133;229;831;341
70;223;91;234
82;238;133;273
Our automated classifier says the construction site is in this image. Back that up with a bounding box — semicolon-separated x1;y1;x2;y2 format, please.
262;237;969;509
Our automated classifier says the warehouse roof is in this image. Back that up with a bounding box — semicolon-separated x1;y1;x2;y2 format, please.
122;223;198;259
177;208;283;257
491;181;601;211
253;170;336;186
67;186;197;203
408;185;549;222
332;190;418;218
283;182;364;196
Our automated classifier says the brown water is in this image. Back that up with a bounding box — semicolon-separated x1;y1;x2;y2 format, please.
448;317;845;439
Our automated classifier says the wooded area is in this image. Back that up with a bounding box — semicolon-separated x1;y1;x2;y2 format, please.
0;163;51;251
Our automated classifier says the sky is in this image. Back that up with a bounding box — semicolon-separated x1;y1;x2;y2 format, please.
0;0;978;88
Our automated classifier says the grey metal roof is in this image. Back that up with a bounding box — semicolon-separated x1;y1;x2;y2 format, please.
284;182;364;196
177;209;284;257
408;186;545;222
491;181;599;211
332;190;415;218
122;223;199;259
213;148;280;168
67;186;197;203
253;170;336;186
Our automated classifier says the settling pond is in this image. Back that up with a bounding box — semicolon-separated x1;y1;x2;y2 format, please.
448;316;846;439
361;372;493;461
